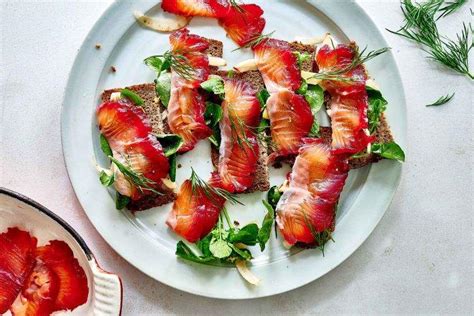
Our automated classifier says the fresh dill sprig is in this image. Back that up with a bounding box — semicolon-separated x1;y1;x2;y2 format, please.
109;156;162;195
146;50;197;80
310;46;391;82
233;31;275;51
301;210;334;255
227;109;275;152
437;0;467;19
388;0;473;79
426;92;455;106
189;168;243;206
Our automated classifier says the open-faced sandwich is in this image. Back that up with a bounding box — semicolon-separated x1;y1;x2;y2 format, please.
95;0;405;284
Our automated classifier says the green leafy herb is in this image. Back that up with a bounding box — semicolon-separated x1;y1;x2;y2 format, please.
204;102;223;127
144;55;166;75
229;223;259;245
437;0;467;19
309;46;390;82
367;86;388;133
371;142;406;162
155;134;183;157
176;241;214;264
115;192;130;210
257;89;270;109
267;185;282;209
304;84;325;137
258;200;275;251
426;92;455;106
120;88;144;106
99;134;113;157
201;76;225;95
296;79;308;95
388;0;472;79
109;156;161;195
168;154;177;182
99;170;114;187
145;51;196;80
294;51;311;68
301;210;334;255
209;238;233;258
227;69;236;78
190;168;242;206
155;72;171;107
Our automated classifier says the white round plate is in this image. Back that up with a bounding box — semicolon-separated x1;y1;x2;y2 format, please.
61;0;406;299
0;188;122;315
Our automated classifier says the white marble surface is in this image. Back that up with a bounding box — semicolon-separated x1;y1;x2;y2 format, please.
1;0;472;314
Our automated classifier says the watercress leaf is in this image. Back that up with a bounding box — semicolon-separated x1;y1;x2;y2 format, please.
296;79;308;95
155;72;171;108
209;239;233;259
196;234;213;257
201;75;225;95
228;244;252;261
229;224;259;245
176;241;215;264
99;134;113;157
305;85;324;137
121;88;144;106
155;134;183;157
257;89;270;109
257;119;270;133
267;185;282;209
294;51;311;68
371;142;405;162
367;86;388;133
204;102;223;127
258;200;275;251
168;154;177;182
115;192;130;210
144;56;164;74
99;171;114;187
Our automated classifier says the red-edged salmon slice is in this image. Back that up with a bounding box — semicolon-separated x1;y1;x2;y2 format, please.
11;240;89;315
162;0;231;18
166;177;225;242
218;4;265;47
168;29;212;152
266;89;313;160
97;100;170;200
0;228;37;314
276;139;349;246
253;38;302;93
215;78;261;193
316;44;372;154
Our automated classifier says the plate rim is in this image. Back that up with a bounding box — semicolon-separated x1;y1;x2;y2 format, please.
60;0;407;299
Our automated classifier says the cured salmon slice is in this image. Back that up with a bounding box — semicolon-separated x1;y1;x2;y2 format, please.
166;178;225;242
253;38;302;93
276;140;349;246
218;4;265;47
266;89;313;160
316;44;372;154
162;0;231;18
0;228;37;314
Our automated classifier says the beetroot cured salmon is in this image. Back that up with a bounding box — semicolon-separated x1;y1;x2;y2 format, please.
0;228;37;314
218;4;265;47
215;78;261;193
253;38;302;93
316;44;373;154
166;175;226;243
266;89;314;161
162;0;231;18
97;99;170;201
10;240;88;315
167;29;212;152
276;139;349;246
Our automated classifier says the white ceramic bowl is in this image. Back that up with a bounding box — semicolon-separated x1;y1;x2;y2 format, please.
0;188;123;315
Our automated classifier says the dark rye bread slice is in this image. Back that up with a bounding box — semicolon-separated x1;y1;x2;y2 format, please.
210;70;270;194
101;84;177;211
100;37;223;211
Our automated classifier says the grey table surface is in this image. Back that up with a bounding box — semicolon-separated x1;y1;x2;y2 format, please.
1;0;472;314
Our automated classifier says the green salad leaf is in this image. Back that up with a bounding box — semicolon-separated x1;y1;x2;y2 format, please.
155;134;183;157
229;224;259;245
201;76;225;95
305;84;325;137
258;200;275;251
155;72;171;108
168;154;177;182
99;171;114;187
99;134;113;157
204;102;223;127
257;89;270;109
367;86;388;133
120;88;144;106
371;142;405;162
115;192;130;210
